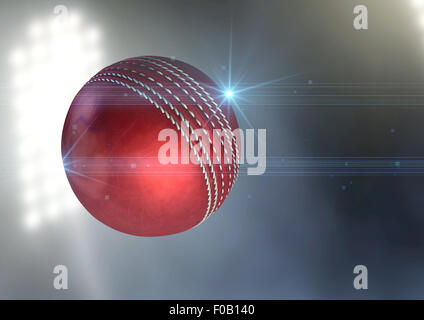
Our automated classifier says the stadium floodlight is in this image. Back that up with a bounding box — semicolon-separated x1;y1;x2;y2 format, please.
10;13;103;230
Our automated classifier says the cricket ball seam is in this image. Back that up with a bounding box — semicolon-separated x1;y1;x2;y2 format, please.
110;62;228;191
142;57;240;206
92;72;221;216
144;57;241;186
101;63;230;209
126;57;239;204
87;77;213;223
120;59;235;207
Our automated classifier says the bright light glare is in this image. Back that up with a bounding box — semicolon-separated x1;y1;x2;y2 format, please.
225;90;233;98
29;22;43;38
69;13;81;27
86;27;100;43
46;202;59;219
23;189;38;204
9;49;25;66
11;14;103;230
24;212;41;230
412;0;424;8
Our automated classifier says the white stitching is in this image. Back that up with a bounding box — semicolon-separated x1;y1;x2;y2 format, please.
122;58;236;210
93;71;220;216
87;77;213;223
143;57;241;177
101;65;228;215
132;57;240;211
91;72;220;219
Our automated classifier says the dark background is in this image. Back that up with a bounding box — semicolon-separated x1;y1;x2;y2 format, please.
1;0;424;299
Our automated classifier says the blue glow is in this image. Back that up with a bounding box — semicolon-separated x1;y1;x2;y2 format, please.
225;90;233;98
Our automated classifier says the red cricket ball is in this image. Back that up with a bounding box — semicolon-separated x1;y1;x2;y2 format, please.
62;56;240;236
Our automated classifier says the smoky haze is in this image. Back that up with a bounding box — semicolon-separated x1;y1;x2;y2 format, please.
0;0;424;299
